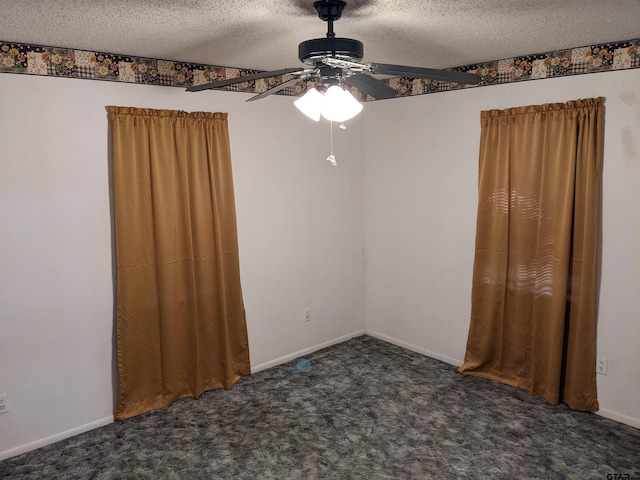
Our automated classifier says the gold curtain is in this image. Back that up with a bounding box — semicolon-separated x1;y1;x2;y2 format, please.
108;106;250;420
459;98;604;411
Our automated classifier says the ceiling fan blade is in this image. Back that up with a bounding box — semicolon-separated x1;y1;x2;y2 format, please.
186;67;305;92
344;73;397;100
246;76;304;102
369;63;481;85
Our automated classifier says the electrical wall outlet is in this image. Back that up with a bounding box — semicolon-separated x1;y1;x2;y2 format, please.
0;394;9;414
597;357;608;375
303;307;311;322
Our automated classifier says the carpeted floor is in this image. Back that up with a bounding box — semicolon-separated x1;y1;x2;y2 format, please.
1;335;639;479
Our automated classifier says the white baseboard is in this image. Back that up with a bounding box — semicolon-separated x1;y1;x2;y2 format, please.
596;408;640;429
3;330;637;461
251;329;366;374
1;331;366;461
0;416;114;461
366;329;640;430
365;329;463;367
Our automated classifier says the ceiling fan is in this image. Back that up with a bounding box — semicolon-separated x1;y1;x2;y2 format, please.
186;0;481;102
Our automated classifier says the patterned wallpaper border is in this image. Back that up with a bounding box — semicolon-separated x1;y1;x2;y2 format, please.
1;39;639;101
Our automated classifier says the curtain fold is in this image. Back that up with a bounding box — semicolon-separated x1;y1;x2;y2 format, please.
459;98;603;411
108;106;250;420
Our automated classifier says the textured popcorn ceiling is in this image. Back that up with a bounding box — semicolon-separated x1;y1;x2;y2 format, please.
1;0;640;71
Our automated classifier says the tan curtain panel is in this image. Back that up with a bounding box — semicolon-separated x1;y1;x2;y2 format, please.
459;98;604;411
108;107;250;420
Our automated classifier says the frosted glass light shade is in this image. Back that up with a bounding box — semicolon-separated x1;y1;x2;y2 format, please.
294;88;323;121
321;85;363;122
340;89;364;120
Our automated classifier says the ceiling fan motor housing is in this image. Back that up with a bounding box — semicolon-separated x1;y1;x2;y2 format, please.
298;37;364;66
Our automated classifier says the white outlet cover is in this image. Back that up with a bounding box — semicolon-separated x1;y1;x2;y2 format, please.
596;358;608;375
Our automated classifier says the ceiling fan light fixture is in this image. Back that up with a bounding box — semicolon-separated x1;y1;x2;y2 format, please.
295;85;363;122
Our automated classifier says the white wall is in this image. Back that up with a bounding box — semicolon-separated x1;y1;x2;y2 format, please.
2;66;638;460
363;68;640;428
0;73;365;458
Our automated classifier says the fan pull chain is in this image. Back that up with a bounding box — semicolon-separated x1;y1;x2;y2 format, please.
326;120;337;166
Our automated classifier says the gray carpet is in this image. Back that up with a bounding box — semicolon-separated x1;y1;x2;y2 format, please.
1;335;639;479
